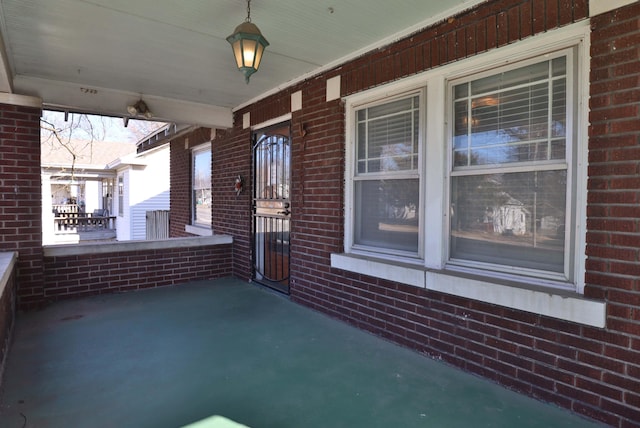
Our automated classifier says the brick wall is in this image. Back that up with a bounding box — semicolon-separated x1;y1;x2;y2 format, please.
207;1;639;426
0;102;44;310
586;2;640;425
0;259;17;382
287;88;345;295
42;243;232;300
341;0;589;96
211;129;253;281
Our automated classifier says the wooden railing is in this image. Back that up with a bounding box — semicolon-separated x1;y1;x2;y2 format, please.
52;204;81;214
53;210;116;232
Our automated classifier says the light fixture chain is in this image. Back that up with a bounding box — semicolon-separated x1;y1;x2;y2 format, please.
246;0;252;22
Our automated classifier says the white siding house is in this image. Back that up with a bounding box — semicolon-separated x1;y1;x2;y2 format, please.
42;120;172;244
111;144;170;241
41;138;137;245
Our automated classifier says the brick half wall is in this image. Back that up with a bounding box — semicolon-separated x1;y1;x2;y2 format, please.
42;237;234;301
0;252;17;386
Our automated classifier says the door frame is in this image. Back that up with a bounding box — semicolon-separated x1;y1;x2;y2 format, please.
251;121;292;294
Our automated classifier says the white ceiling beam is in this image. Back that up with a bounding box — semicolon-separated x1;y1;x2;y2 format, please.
0;92;41;108
0;31;13;93
13;75;233;129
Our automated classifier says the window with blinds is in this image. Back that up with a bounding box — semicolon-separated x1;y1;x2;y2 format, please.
449;51;574;279
353;94;421;255
341;28;588;295
453;57;567;168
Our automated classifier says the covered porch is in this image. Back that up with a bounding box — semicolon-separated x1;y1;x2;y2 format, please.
0;278;600;428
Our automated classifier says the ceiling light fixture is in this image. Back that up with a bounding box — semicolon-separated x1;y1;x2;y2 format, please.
226;0;269;84
127;99;153;119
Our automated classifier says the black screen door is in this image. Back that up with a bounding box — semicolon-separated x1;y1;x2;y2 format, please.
252;123;291;294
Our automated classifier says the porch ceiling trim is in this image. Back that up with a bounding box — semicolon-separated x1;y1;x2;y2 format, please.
15;76;232;129
0;30;12;93
0;91;41;108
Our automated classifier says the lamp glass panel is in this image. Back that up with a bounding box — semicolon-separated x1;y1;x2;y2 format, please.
232;40;243;68
254;44;264;69
242;39;258;67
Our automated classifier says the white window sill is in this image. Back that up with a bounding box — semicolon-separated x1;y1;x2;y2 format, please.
330;253;606;328
185;225;213;236
43;235;233;257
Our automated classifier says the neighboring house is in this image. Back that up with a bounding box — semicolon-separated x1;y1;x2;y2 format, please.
109;142;170;241
41;137;137;244
109;123;194;241
41;124;172;244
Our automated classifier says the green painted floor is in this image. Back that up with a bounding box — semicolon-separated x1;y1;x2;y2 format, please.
0;278;603;428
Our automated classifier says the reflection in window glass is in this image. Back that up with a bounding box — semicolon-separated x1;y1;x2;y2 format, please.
357;96;419;174
355;179;419;253
450;171;566;272
453;57;566;167
192;148;212;227
450;53;573;277
354;95;421;255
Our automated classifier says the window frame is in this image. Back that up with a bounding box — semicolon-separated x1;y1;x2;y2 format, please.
190;142;212;231
348;90;426;260
444;47;578;286
335;23;601;325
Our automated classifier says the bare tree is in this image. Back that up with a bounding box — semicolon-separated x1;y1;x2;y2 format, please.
41;110;165;180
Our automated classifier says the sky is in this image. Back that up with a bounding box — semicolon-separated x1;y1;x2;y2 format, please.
41;110;166;144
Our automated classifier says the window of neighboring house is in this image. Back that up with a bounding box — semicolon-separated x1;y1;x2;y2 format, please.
118;175;124;216
351;93;422;258
192;144;212;228
102;179;113;216
339;25;589;296
448;49;576;283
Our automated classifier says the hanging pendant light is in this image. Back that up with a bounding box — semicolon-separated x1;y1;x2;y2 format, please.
226;0;269;84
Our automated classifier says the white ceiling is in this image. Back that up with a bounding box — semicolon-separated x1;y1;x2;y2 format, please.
0;0;484;127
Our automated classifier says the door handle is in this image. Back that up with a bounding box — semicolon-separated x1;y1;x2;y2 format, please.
277;210;291;216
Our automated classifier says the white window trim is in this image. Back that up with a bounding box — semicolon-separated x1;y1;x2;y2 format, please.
333;22;605;327
445;46;576;286
185;224;213;236
188;142;212;233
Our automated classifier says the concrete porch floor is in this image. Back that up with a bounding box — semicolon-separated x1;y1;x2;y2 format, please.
0;278;603;428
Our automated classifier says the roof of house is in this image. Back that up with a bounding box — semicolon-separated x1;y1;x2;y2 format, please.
41;138;137;168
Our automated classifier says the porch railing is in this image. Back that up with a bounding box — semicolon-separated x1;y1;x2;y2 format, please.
53;206;116;232
52;203;81;214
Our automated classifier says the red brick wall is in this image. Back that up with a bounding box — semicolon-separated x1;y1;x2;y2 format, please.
169;128;212;237
211;129;252;281
287;87;345;294
207;1;639;426
586;2;640;425
0;103;44;310
341;0;589;95
0;262;17;378
42;243;232;299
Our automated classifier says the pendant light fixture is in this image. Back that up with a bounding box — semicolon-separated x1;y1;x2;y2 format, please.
226;0;269;84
